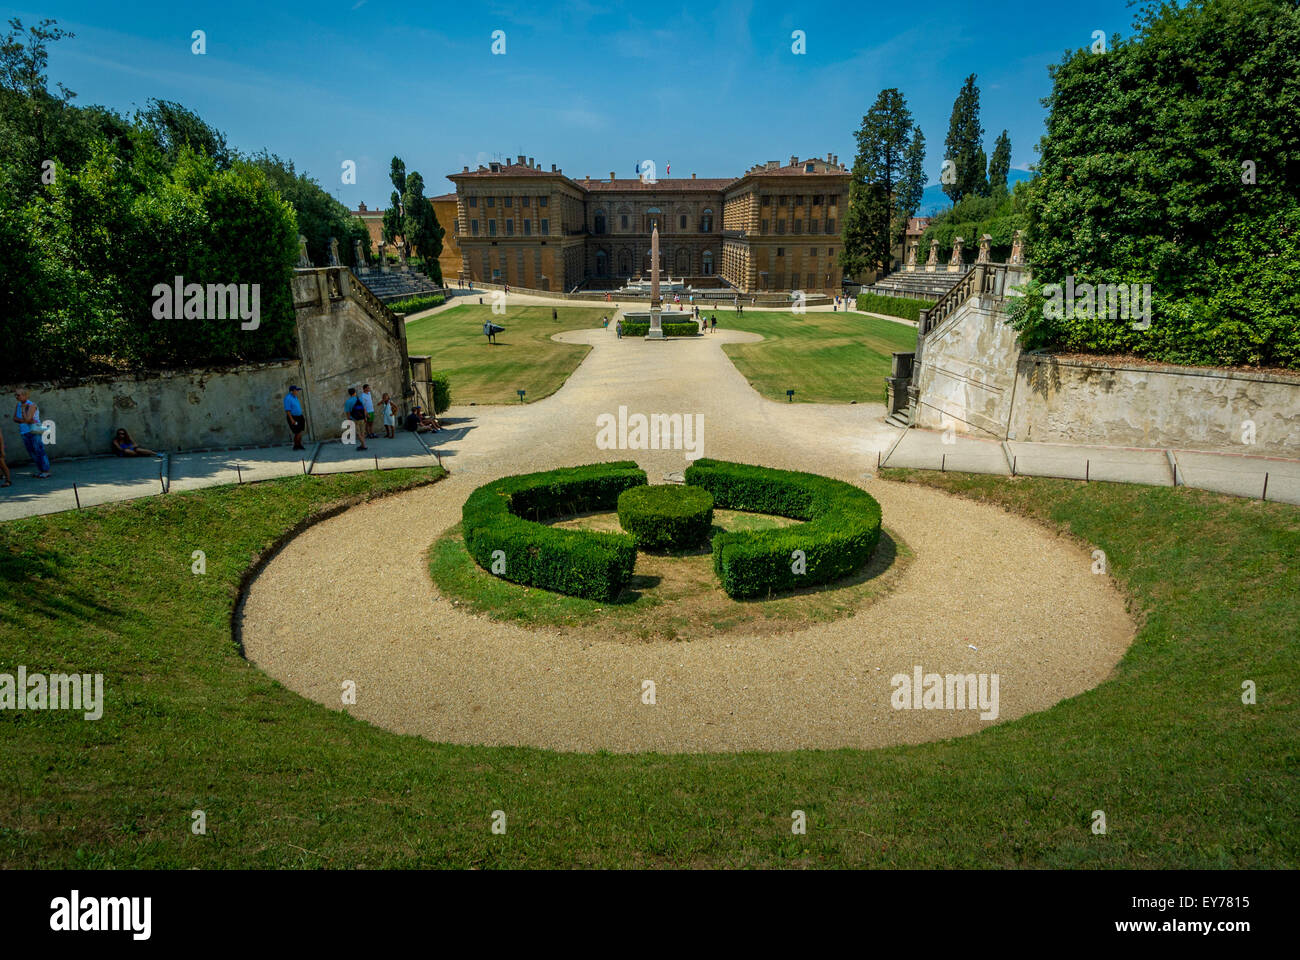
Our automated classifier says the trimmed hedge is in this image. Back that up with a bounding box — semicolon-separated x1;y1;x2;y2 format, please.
619;321;701;337
617;484;715;551
684;459;882;599
460;462;646;600
855;292;934;323
388;292;446;313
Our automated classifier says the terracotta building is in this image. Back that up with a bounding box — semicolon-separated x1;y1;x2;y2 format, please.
445;153;850;293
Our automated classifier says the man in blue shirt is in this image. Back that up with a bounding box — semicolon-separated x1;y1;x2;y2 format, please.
284;385;306;450
13;389;51;479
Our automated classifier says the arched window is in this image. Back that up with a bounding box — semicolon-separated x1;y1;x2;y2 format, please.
645;206;662;233
595;250;608;276
702;251;714;276
701;208;714;232
618;251;631;276
676;249;689;275
594;211;606;235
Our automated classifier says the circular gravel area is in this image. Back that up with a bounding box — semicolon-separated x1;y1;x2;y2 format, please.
239;323;1135;753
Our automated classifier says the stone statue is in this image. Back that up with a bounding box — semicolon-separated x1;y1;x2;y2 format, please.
1010;230;1025;266
905;240;918;272
976;233;992;264
327;236;340;266
397;240;409;270
297;235;311;268
948;236;965;272
926;238;939;272
353;239;366;270
377;241;389;273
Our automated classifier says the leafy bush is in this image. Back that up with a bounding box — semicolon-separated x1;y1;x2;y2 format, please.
618;321;700;337
429;372;451;414
617;484;714;551
460;462;646;600
387;293;446;313
684;459;882;599
856;292;934;323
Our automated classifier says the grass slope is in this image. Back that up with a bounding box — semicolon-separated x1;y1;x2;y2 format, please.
719;310;917;403
404;304;609;405
0;469;1295;868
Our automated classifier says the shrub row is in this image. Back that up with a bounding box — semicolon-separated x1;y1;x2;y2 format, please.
388;293;446;313
460;462;647;600
617;484;715;552
684;459;882;599
619;321;701;337
855;292;934;323
428;373;451;414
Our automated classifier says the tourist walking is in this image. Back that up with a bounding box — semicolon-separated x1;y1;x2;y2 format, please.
361;384;377;438
284;385;307;450
711;315;718;332
345;387;368;451
13;389;50;478
616;318;623;339
380;393;397;438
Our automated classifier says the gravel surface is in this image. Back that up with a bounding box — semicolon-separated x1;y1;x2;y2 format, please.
240;325;1134;753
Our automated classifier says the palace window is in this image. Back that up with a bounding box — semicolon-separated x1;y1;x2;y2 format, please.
487;197;495;208
777;220;786;234
469;196;478;207
804;162;814;173
761;195;770;206
809;248;817;257
792;221;801;235
504;197;512;208
471;220;479;236
621;214;628;229
594;212;606;234
761;219;770;233
488;220;497;236
492;267;501;280
777;247;785;257
813;195;822;207
795;195;805;207
523;219;531;236
827;220;836;235
680;214;687;229
522;196;530;207
541;219;550;236
505;219;514;236
539;196;548;206
701;208;713;232
702;251;714;275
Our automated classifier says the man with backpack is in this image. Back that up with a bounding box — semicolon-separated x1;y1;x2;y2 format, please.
345;387;368;451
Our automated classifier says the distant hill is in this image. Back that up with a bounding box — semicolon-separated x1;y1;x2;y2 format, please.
916;169;1034;217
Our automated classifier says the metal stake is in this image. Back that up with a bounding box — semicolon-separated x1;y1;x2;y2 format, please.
73;482;81;510
1262;473;1269;501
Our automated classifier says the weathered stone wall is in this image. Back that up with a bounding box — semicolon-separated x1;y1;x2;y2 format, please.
2;360;301;461
913;296;1022;438
3;267;410;463
1009;358;1300;455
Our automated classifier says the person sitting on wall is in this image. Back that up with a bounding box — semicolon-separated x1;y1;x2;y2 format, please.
404;405;440;433
111;428;158;457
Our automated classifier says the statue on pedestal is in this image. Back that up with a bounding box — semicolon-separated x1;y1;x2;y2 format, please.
925;238;938;273
297;235;311;268
1010;230;1025;266
976;233;992;264
948;236;965;272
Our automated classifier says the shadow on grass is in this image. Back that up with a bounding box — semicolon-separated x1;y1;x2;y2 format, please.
0;543;123;631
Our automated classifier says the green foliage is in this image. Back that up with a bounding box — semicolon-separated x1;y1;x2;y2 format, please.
402;171;445;284
616;484;714;552
856;292;934;323
987;130;1011;194
919;184;1027;263
1024;0;1300;368
684;459;882;599
943;74;988;203
428;372;451;414
841;88;925;280
387;292;445;313
138;99;230;169
618;321;699;337
460;463;646;600
248;150;363;268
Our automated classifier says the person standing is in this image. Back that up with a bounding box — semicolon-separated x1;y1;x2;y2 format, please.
615;318;623;339
13;390;50;479
361;384;377;438
379;392;397;438
711;315;717;333
345;387;368;451
284;385;307;450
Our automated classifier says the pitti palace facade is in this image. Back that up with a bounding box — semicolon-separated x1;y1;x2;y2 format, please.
432;152;850;293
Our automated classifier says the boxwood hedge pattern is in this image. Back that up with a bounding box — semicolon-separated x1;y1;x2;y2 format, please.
617;484;715;552
619;321;701;337
461;462;647;600
684;459;883;599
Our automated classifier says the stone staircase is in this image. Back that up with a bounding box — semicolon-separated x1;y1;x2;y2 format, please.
357;268;444;303
866;268;969;301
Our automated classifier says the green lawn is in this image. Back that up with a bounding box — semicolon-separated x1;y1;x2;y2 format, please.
0;469;1295;868
404;304;610;405
719;310;918;403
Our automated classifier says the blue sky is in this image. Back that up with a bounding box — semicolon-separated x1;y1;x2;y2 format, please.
9;0;1142;208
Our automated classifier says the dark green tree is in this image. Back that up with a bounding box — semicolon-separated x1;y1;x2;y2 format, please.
987;129;1011;195
139;98;230;168
401;171;444;282
382;156;406;245
943;74;987;203
840;88;925;280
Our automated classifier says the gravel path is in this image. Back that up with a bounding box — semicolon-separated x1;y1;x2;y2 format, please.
239;325;1134;753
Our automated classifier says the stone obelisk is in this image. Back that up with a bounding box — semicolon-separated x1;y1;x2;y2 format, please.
646;222;665;340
